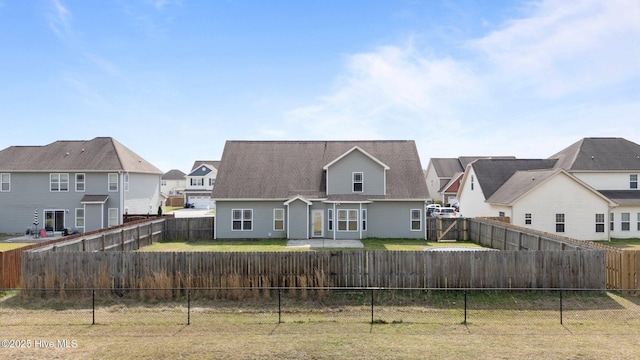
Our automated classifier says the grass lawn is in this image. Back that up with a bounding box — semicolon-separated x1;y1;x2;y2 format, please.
604;238;640;249
140;238;485;252
0;242;35;251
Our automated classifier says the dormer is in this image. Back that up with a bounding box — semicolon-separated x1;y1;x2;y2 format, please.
323;146;390;196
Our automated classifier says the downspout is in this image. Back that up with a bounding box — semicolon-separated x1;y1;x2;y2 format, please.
286;203;290;240
119;171;125;226
306;202;310;240
359;203;363;240
333;202;337;241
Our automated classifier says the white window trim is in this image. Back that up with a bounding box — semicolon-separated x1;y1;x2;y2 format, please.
621;212;631;231
75;173;85;192
337;209;358;232
525;213;532;225
75;208;85;229
0;173;9;192
108;173;118;192
108;208;119;227
273;208;284;231
327;209;334;231
352;172;364;193
124;172;129;192
631;174;638;189
410;209;422;231
555;213;565;233
232;209;253;231
595;213;605;233
50;173;69;192
362;209;367;231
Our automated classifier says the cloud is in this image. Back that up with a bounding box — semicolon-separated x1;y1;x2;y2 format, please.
285;43;481;140
471;0;640;96
47;0;73;40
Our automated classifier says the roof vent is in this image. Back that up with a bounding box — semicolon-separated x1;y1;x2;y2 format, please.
591;156;595;160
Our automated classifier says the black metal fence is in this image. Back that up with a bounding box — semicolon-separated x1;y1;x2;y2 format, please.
2;288;640;330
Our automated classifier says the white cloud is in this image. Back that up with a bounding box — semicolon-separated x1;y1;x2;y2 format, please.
471;0;640;96
47;0;72;40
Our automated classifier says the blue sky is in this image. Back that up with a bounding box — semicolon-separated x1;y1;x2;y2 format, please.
1;0;639;173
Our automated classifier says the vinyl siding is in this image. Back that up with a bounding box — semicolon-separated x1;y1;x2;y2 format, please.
327;151;386;196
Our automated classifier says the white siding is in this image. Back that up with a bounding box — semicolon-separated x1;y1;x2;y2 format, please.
573;172;639;190
457;168;493;217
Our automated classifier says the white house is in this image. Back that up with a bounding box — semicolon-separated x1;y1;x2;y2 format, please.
184;160;219;209
457;137;640;241
161;169;186;196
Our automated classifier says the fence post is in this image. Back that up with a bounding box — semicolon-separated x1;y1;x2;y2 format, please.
187;289;191;325
559;290;563;325
463;290;467;325
278;289;282;324
92;289;95;325
370;289;374;324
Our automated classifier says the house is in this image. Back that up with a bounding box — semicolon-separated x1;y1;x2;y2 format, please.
161;169;186;196
0;137;163;234
457;137;640;240
424;156;514;205
184;160;219;209
211;140;429;240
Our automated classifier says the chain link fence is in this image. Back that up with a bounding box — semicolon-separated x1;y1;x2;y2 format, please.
2;288;640;333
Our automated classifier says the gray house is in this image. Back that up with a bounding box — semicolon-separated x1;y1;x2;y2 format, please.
0;137;163;235
211;140;429;240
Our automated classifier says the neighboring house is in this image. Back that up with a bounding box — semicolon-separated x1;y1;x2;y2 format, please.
184;160;219;209
457;137;640;241
211;140;429;240
424;156;514;205
161;169;186;196
0;137;163;234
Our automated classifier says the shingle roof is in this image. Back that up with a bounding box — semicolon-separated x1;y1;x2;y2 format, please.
0;137;162;174
472;158;558;199
191;160;220;171
162;169;186;180
211;140;428;200
431;156;516;178
486;169;559;204
549;137;640;171
598;190;640;206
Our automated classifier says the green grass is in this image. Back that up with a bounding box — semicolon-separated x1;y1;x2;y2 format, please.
605;238;640;249
140;238;485;252
0;242;35;251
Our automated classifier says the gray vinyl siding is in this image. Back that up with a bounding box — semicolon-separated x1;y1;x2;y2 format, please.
0;171;160;234
367;201;426;239
327;151;385;196
215;201;288;239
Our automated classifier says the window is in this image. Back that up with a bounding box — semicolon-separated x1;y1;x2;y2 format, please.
353;172;363;192
1;173;9;192
555;213;565;233
595;213;605;233
191;178;204;186
362;209;367;231
622;212;630;231
471;175;474;190
337;209;358;231
108;173;118;191
76;208;85;228
209;178;216;186
631;174;638;189
161;180;167;186
525;213;532;225
610;213;614;231
637;213;640;231
108;208;118;227
123;173;129;191
328;209;334;231
411;209;422;231
273;209;284;231
50;173;69;192
76;173;85;192
498;211;505;217
232;209;253;231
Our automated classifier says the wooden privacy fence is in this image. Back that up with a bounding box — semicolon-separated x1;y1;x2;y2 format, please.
21;250;606;290
163;217;213;240
468;218;640;293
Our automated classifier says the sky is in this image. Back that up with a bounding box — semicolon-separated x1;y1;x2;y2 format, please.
1;0;639;173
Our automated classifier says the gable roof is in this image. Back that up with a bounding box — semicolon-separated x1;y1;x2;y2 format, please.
549;137;640;171
471;158;558;199
430;156;517;178
212;140;428;200
191;160;220;171
323;146;390;170
0;137;162;174
188;163;216;177
162;169;186;180
598;190;640;206
440;172;463;194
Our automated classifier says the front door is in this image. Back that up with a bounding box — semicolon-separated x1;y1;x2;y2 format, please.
312;210;324;237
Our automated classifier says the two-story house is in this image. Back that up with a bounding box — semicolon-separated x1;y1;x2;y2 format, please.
424;156;514;205
161;169;186;196
184;160;219;209
0;137;163;234
456;137;640;241
211;140;429;240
